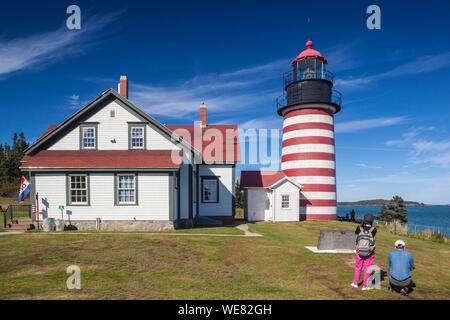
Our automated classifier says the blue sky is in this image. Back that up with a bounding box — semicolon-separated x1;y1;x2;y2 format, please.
1;0;450;204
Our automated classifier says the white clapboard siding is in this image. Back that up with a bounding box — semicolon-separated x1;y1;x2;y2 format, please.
273;180;300;222
49;100;180;151
35;172;171;221
198;165;233;217
247;188;272;222
147;125;180;150
48;127;79;150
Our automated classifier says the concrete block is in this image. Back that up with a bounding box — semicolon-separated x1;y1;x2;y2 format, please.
317;230;356;251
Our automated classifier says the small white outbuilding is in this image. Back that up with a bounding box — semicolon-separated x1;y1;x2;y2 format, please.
241;171;302;222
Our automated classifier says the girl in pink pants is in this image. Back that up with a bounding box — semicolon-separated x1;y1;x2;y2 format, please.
352;253;375;288
351;215;377;290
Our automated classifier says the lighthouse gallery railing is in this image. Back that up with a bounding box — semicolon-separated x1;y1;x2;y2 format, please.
283;69;335;88
276;89;343;110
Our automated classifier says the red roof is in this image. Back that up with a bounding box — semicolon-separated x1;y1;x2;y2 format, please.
39;124;58;139
241;170;295;188
293;40;327;64
166;124;241;163
21;150;182;169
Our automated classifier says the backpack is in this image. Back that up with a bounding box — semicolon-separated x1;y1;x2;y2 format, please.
356;227;376;257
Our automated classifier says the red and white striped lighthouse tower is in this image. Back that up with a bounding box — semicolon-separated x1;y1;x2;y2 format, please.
277;40;342;221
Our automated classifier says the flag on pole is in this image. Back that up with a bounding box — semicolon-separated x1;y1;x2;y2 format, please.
18;176;31;204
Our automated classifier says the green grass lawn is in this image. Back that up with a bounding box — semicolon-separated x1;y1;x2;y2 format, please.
56;225;244;235
0;221;449;300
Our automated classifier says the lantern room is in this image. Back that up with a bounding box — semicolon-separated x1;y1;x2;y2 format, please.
292;40;329;81
277;39;342;116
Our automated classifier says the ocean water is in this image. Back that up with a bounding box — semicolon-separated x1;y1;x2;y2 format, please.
338;205;450;236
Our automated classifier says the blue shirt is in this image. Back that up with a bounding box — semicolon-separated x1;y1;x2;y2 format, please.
388;249;415;281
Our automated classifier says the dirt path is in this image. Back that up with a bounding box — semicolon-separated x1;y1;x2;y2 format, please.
234;223;263;237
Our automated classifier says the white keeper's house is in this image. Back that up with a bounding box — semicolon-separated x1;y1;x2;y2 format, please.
21;76;240;231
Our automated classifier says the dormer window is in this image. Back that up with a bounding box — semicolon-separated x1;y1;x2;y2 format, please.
131;127;144;149
128;123;146;150
80;124;98;150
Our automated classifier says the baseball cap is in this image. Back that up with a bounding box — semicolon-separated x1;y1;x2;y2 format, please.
395;240;406;248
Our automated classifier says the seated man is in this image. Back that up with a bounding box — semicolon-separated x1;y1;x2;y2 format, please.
388;240;415;295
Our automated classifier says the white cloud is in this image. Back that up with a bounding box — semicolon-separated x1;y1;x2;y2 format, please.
323;41;362;72
386;126;436;146
335;116;406;133
239;116;282;130
335;51;450;90
334;77;372;89
410;141;450;167
350;173;431;184
129;59;285;118
385;127;450;167
67;95;80;107
127;40;361;119
0;12;121;77
412;152;450;167
356;163;382;169
411;140;450;155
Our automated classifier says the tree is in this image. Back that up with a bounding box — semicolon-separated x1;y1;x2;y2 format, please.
379;195;408;223
235;180;244;209
0;132;29;184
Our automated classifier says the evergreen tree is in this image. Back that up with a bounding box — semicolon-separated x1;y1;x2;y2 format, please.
0;132;29;184
379;195;408;223
235;180;244;209
0;144;5;183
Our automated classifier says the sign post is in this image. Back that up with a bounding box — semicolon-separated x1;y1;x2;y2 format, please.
59;205;65;220
36;193;40;230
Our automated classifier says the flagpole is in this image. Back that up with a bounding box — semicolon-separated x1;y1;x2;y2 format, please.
28;169;39;230
36;192;39;230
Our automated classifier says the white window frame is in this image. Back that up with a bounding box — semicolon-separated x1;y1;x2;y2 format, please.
82;126;96;149
202;177;219;203
68;174;89;206
281;194;290;209
130;126;145;150
116;174;137;205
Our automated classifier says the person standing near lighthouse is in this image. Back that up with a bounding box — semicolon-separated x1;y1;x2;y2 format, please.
277;40;342;221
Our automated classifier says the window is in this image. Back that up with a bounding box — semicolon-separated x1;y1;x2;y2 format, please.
82;127;96;149
281;195;290;209
129;124;146;149
116;174;137;205
131;127;144;149
202;177;219;203
68;175;89;205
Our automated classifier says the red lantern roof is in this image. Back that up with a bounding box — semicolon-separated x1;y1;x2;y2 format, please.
293;40;327;64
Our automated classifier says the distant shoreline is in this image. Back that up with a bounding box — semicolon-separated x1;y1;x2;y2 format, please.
338;204;437;207
337;200;444;207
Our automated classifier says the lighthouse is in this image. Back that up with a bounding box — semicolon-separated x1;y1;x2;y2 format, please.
277;40;342;221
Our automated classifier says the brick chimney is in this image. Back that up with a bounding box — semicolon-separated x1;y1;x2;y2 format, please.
119;75;128;99
199;102;207;128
